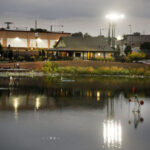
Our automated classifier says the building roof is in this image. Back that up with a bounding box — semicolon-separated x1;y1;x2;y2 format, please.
53;35;114;52
0;28;71;35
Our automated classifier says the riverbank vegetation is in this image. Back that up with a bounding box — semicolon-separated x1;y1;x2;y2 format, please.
42;62;150;76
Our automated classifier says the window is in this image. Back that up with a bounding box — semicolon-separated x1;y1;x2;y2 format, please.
75;52;81;57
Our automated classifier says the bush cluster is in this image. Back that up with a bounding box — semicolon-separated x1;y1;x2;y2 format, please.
127;52;146;62
43;62;150;76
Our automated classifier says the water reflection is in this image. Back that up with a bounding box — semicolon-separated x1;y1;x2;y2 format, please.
128;95;144;128
35;97;41;110
0;77;150;150
103;98;122;148
103;120;122;148
13;98;19;120
97;91;100;101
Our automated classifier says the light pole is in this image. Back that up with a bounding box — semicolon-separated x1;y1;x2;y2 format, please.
106;13;125;48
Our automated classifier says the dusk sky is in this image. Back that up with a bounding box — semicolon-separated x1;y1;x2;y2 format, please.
0;0;150;36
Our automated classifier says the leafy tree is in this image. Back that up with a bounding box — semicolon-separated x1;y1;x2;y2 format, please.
124;45;132;56
8;50;13;60
140;42;150;50
41;50;45;59
39;50;42;56
0;43;3;56
114;45;121;59
84;33;91;37
72;32;83;37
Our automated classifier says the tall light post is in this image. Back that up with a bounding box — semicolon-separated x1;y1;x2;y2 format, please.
106;13;125;48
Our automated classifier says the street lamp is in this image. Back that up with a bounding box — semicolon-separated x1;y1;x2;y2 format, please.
106;13;125;48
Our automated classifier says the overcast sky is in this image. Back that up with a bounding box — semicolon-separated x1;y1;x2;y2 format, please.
0;0;150;36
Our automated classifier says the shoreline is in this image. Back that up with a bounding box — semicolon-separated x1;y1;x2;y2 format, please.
0;71;150;79
1;60;150;78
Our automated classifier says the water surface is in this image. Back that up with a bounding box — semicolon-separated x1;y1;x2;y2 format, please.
0;77;150;150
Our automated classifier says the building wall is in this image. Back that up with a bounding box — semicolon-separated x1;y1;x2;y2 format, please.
118;35;150;48
0;30;70;49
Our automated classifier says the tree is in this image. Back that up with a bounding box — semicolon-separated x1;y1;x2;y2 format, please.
114;45;121;58
84;33;91;37
0;43;3;56
140;42;150;50
72;32;83;37
41;49;45;59
8;50;13;60
124;45;132;56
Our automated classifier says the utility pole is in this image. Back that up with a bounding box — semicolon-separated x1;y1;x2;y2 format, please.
108;23;111;46
128;24;132;35
128;24;133;46
100;28;104;36
35;20;37;30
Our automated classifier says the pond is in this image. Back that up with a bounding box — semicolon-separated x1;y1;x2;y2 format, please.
0;76;150;150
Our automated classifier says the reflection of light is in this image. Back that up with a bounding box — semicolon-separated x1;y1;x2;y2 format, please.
103;120;122;148
107;92;111;97
97;91;100;101
86;89;92;97
35;97;40;110
13;98;19;120
106;13;125;21
13;98;19;110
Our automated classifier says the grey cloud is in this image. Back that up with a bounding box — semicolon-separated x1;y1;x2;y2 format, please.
0;0;150;35
1;0;150;19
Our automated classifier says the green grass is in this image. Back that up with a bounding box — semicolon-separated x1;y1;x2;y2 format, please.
42;62;150;76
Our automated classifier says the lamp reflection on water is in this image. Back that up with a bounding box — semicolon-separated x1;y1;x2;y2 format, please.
35;97;41;110
13;98;19;120
97;91;100;101
103;120;122;148
103;98;122;148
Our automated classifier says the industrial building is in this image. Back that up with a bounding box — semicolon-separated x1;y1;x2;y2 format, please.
0;28;71;50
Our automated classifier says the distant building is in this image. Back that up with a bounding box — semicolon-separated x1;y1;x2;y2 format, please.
0;28;70;50
117;33;150;55
51;35;114;60
117;33;150;48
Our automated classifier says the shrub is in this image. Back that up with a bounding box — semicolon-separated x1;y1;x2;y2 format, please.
43;62;59;73
127;52;146;62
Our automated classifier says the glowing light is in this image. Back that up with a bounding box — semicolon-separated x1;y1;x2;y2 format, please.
37;38;42;42
103;120;122;148
35;97;40;110
106;13;125;21
14;37;20;41
117;35;123;41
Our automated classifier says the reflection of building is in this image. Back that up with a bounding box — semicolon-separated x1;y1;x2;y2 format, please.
103;98;122;148
0;29;70;50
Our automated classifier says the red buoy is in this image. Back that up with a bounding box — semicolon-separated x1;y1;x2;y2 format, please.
140;100;144;105
129;99;132;102
140;117;144;122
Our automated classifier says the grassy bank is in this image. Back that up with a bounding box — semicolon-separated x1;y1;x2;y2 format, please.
42;62;150;77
